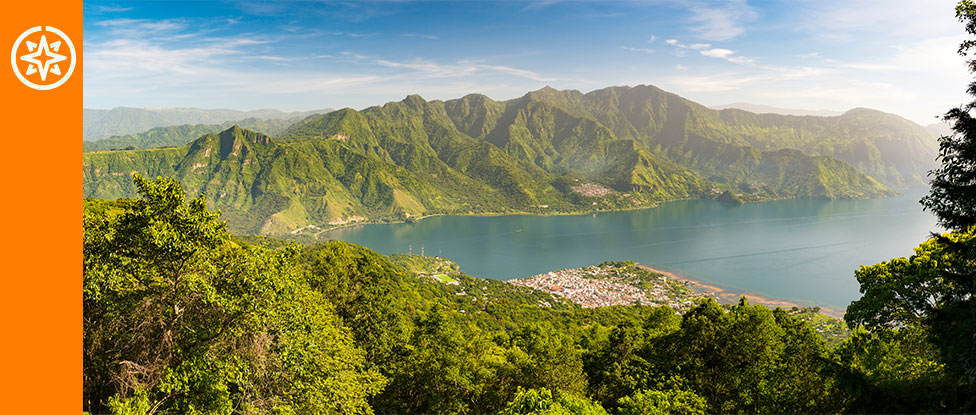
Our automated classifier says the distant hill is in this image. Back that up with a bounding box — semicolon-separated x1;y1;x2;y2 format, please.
83;107;332;142
925;121;953;138
84;86;907;235
83;117;307;152
710;102;843;117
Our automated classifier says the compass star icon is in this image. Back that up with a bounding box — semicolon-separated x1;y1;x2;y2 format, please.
10;26;76;90
19;35;67;82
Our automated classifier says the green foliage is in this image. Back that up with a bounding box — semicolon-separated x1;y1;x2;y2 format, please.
503;324;589;395
501;388;608;415
715;190;744;205
374;306;510;414
616;388;707;415
921;1;976;231
83;175;382;414
584;298;842;413
837;7;976;412
845;228;976;407
90;171;976;414
832;326;950;413
305;241;410;366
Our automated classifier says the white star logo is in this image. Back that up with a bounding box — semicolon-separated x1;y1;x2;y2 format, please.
19;35;67;82
10;26;76;90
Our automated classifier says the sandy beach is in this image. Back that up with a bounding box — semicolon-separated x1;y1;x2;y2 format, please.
635;264;846;319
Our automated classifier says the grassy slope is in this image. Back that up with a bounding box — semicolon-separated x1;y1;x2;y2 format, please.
84;86;908;235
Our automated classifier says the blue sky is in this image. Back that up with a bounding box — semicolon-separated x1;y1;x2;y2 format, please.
84;0;969;125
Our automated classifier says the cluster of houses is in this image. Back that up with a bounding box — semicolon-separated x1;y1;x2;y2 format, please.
510;265;699;310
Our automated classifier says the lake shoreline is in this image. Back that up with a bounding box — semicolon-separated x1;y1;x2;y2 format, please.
314;201;670;236
635;264;847;319
311;192;900;238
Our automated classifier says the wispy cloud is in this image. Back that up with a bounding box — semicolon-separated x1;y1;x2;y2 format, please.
685;0;758;41
831;35;967;78
621;46;656;54
374;57;555;82
85;15;557;110
96;18;187;34
795;0;957;40
700;48;753;64
93;4;132;13
666;39;711;50
666;38;751;64
666;72;764;92
401;33;440;40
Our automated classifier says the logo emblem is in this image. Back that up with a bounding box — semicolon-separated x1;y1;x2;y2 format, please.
11;26;76;90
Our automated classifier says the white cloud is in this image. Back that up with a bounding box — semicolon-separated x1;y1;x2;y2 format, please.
665;72;763;92
835;35;968;78
667;39;753;64
648;35;657;43
95;18;187;37
686;0;758;41
373;57;554;82
621;46;656;54
94;5;133;13
700;48;734;59
796;0;959;40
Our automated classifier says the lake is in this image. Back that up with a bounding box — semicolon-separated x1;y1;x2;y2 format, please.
321;188;939;310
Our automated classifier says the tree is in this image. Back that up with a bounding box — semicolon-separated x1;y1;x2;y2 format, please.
844;0;976;393
616;389;707;415
500;387;608;415
83;175;383;414
502;323;588;396
845;229;976;388
374;306;509;414
306;241;409;367
921;1;976;230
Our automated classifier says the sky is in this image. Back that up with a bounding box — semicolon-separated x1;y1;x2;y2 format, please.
84;0;971;125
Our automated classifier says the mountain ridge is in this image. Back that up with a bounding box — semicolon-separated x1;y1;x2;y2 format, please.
84;85;917;235
83;106;333;142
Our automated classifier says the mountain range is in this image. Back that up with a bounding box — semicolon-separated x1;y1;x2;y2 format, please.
83;107;333;142
83;85;939;235
83;117;301;152
709;103;844;117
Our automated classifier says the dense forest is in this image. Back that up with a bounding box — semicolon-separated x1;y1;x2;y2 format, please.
83;173;974;414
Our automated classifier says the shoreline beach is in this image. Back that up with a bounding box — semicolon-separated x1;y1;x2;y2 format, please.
635;264;847;319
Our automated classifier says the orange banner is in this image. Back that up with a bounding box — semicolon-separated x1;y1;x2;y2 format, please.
0;0;81;411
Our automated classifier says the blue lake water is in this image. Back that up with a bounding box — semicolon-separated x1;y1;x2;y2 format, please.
321;188;939;310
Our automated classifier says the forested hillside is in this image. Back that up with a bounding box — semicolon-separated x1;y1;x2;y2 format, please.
82;175;975;414
83;85;911;235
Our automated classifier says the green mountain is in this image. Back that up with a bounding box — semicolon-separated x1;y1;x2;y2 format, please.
82;117;301;152
488;85;936;189
84;86;902;235
83;106;332;142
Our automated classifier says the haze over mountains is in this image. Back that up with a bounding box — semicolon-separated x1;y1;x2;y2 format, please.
709;103;844;117
83;107;333;142
83;85;940;235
